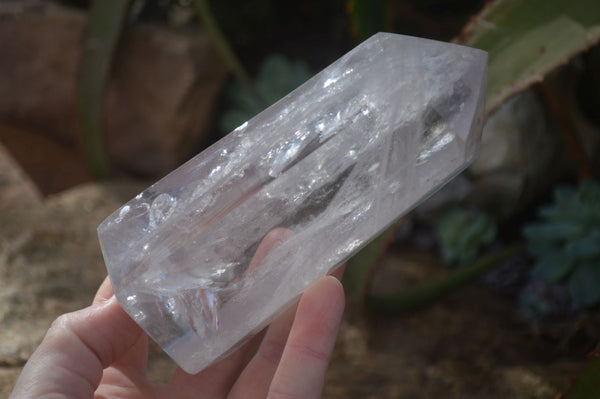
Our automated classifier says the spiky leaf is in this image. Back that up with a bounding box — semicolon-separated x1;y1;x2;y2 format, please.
77;0;133;178
456;0;600;114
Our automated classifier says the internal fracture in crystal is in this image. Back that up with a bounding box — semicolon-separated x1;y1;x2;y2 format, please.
98;32;487;374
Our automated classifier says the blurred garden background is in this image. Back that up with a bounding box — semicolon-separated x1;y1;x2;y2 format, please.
1;0;600;397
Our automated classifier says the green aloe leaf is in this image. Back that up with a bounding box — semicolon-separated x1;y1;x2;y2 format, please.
193;0;264;106
350;1;600;304
344;1;600;304
77;0;133;179
366;244;524;314
568;262;600;306
531;254;575;282
456;0;600;114
343;224;398;297
564;344;600;399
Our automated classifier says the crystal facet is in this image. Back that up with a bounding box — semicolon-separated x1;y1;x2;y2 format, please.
98;33;487;374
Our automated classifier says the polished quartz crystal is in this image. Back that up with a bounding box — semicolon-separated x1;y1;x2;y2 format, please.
98;32;487;374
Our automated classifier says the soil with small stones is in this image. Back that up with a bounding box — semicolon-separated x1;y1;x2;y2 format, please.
1;182;596;398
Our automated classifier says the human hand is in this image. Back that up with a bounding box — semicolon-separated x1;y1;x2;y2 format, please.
9;270;344;398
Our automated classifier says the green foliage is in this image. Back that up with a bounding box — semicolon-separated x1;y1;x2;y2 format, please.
193;0;262;105
518;280;573;321
350;0;600;303
344;224;397;295
77;0;133;178
347;0;391;41
523;180;600;307
437;208;498;265
367;243;523;315
219;55;313;133
456;0;600;114
564;345;600;399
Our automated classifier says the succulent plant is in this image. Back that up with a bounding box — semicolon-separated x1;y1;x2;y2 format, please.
523;180;600;307
220;54;313;133
518;280;577;320
437;207;498;265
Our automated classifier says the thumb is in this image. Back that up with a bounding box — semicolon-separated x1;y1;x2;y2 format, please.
10;296;142;399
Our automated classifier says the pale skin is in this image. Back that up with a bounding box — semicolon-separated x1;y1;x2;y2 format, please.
10;227;345;399
9;272;344;399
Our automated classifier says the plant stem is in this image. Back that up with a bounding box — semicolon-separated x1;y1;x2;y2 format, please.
366;243;525;315
343;221;402;302
193;0;265;106
534;82;594;181
76;0;132;179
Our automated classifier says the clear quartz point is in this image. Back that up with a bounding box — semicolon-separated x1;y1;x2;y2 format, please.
98;32;487;374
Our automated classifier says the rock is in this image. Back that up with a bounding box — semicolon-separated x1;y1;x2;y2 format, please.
0;181;146;368
336;249;590;399
0;368;22;398
0;2;227;177
492;367;558;398
0;181;590;397
415;174;473;216
0;123;91;195
468;90;565;219
104;23;227;175
0;141;41;209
